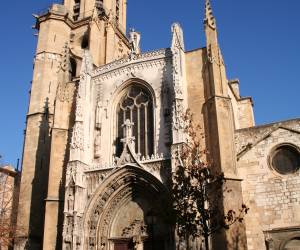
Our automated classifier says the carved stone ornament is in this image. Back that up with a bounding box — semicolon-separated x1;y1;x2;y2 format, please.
71;122;84;150
172;100;185;131
57;81;73;102
74;80;84;121
86;171;110;197
62;217;73;250
92;49;172;78
171;23;185;99
116;119;143;167
80;49;94;75
122;220;146;237
171;23;185;51
207;44;224;66
117;145;136;166
117;39;125;59
60;42;71;72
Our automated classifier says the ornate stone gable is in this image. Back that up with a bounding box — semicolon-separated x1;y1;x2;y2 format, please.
235;120;300;157
92;49;172;78
87;47;175;167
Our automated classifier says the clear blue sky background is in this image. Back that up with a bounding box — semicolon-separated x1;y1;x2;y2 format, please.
0;0;299;166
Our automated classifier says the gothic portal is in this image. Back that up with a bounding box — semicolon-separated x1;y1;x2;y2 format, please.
14;0;300;250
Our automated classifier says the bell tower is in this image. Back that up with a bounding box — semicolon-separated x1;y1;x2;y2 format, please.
63;0;127;29
15;1;130;249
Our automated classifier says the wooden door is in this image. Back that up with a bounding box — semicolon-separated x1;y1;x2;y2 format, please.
114;242;128;250
114;239;134;250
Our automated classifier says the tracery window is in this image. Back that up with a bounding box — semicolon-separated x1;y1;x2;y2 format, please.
116;85;154;158
269;144;300;175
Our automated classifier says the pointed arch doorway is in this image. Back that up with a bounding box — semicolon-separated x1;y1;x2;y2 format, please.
84;165;175;250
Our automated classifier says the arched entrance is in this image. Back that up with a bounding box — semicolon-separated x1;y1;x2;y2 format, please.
83;165;174;250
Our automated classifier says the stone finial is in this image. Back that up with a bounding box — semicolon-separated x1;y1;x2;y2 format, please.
204;0;216;30
121;119;135;146
116;120;140;167
129;29;141;55
171;23;185;51
61;42;70;72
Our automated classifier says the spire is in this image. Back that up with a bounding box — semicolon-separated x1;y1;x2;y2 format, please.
204;0;216;30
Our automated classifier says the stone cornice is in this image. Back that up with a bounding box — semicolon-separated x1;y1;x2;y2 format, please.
36;8;129;47
36;12;88;30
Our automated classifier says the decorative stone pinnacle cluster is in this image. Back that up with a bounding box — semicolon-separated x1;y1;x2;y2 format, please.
204;0;216;29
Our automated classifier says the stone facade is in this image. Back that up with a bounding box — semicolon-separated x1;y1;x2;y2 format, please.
14;0;300;250
236;120;300;250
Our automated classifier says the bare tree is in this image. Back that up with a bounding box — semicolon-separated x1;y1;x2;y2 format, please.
0;165;19;249
172;109;249;250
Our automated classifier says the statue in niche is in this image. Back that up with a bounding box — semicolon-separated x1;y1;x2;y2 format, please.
94;129;101;159
95;101;102;159
67;186;75;212
95;101;102;129
64;217;73;247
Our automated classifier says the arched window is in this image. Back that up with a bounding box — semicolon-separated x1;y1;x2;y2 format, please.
116;85;154;158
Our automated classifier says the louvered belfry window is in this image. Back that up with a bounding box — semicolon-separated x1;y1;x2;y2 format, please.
73;0;80;21
116;0;120;23
116;85;154;158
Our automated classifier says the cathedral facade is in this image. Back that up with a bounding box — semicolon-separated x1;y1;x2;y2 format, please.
14;0;300;250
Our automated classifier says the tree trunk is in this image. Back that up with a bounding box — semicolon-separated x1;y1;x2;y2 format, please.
186;234;190;250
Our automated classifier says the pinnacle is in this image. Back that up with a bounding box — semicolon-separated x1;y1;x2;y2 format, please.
204;0;216;29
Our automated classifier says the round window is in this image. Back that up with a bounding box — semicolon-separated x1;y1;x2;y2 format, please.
270;145;300;175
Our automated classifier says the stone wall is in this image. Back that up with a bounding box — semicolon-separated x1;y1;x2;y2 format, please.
228;79;255;130
235;119;300;250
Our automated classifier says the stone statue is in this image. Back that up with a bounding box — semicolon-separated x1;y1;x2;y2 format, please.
94;129;101;159
129;29;141;55
95;101;102;129
67;189;75;212
95;101;102;159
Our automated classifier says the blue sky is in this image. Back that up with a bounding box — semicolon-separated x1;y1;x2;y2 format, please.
0;0;299;166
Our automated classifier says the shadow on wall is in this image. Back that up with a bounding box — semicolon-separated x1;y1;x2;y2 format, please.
55;81;77;250
28;98;51;249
